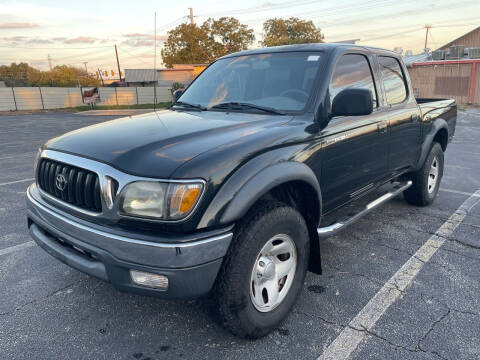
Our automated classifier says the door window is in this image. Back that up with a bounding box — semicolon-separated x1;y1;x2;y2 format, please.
329;54;377;108
378;56;408;105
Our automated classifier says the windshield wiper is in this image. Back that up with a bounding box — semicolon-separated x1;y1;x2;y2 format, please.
172;101;207;111
209;102;286;115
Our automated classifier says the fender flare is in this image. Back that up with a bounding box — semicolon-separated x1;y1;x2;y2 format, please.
415;118;449;171
197;161;322;229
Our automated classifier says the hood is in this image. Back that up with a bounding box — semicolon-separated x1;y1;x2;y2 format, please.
45;110;293;178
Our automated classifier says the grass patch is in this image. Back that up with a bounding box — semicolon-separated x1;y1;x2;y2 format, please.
74;103;171;111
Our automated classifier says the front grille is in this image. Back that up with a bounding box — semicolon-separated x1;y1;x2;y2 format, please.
37;158;102;212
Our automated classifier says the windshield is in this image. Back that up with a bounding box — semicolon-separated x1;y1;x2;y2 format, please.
178;52;323;113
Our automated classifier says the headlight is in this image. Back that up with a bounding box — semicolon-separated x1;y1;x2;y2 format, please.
120;181;167;218
119;181;204;220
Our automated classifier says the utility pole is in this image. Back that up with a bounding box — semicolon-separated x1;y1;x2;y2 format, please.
47;54;53;70
97;68;105;86
83;62;88;76
424;25;432;50
189;8;194;25
115;44;122;82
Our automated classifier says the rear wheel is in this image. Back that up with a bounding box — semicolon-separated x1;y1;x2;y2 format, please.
215;201;309;338
404;142;444;206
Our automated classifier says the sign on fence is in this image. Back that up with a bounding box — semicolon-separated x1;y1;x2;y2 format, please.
82;87;100;105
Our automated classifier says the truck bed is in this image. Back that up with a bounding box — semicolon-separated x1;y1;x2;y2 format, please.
417;98;457;142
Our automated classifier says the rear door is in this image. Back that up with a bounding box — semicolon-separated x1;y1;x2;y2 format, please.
320;53;390;211
377;56;421;173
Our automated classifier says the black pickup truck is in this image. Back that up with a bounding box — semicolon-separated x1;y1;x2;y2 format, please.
27;43;456;338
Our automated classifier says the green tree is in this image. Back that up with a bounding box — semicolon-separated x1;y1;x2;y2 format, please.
203;17;255;59
161;17;254;68
0;62;99;87
0;62;36;86
161;23;212;68
262;17;324;47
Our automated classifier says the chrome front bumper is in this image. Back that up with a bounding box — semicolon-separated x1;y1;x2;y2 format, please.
27;183;233;298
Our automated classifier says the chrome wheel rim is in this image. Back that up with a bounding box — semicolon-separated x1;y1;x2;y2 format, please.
250;234;297;313
428;156;439;194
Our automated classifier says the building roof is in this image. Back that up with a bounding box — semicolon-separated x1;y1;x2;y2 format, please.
403;52;431;67
125;67;199;83
125;69;157;83
436;26;480;51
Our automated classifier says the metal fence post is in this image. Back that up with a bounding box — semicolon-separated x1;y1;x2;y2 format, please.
135;87;139;105
114;87;119;105
38;87;45;110
11;87;17;111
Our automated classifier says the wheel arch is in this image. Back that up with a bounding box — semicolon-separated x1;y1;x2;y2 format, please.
198;161;323;274
219;162;322;226
433;127;448;151
416;118;449;170
256;179;323;274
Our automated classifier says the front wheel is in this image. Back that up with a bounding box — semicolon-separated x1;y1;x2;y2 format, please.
215;201;310;338
404;142;444;206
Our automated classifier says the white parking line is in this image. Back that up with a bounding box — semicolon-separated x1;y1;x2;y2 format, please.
318;189;480;360
0;241;35;256
0;178;34;187
0;152;35;161
440;188;480;198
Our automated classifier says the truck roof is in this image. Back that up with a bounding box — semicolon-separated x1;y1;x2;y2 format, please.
220;43;399;59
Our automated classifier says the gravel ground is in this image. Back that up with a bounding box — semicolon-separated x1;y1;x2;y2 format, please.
0;110;479;360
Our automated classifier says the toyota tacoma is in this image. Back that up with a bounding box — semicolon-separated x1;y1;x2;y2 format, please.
27;43;456;338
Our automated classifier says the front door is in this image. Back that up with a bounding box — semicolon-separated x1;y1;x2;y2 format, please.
319;53;389;212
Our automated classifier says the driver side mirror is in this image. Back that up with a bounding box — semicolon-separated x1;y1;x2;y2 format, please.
330;88;373;119
173;89;183;102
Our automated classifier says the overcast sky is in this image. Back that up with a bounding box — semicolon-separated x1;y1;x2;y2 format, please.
0;0;479;74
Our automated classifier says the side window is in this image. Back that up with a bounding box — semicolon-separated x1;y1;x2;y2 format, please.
378;56;408;105
329;54;377;108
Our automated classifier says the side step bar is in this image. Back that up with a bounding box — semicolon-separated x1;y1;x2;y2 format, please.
317;180;412;237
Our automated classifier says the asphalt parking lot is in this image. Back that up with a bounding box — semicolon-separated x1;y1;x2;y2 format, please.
1;109;479;360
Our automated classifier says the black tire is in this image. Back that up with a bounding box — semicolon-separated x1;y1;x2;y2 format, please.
404;142;444;206
215;201;310;339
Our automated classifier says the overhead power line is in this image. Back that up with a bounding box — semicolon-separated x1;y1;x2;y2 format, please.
0;44;113;50
196;0;326;17
239;0;400;26
361;27;424;42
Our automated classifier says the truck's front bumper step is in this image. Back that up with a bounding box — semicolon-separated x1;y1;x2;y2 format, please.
317;180;412;237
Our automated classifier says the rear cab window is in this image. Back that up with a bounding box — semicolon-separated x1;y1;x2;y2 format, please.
378;56;408;105
329;54;378;109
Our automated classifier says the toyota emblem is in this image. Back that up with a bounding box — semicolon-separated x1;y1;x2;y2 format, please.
55;174;68;191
